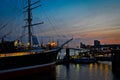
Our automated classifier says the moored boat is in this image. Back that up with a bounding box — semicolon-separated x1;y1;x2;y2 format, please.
0;0;73;79
0;48;59;79
70;56;97;63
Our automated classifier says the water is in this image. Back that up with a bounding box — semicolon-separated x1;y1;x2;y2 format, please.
10;61;120;80
56;62;119;80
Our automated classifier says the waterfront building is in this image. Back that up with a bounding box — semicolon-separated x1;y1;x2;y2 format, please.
80;42;86;49
94;40;100;47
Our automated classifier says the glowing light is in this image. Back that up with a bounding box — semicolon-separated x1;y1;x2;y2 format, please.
14;40;22;47
48;42;57;47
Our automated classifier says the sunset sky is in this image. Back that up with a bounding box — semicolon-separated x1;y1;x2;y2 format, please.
0;0;120;47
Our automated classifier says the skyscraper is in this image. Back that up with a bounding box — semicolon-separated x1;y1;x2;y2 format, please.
94;40;100;47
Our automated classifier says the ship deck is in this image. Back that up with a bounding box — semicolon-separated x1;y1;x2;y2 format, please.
0;52;36;58
0;48;59;58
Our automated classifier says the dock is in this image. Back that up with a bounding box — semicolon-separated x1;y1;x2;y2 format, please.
112;50;120;76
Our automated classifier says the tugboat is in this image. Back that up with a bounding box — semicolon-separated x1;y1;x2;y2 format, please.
0;0;73;79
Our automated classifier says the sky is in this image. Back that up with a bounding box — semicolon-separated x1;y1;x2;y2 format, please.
0;0;120;47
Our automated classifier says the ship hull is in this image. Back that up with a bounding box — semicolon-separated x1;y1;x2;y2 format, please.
0;62;56;80
0;48;60;79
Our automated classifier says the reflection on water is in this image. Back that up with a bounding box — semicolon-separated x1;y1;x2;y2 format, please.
6;62;120;80
56;61;120;80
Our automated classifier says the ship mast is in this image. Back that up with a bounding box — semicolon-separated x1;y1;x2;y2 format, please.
25;0;73;49
24;0;43;49
27;0;32;48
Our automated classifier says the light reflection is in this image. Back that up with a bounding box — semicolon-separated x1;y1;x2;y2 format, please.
56;65;61;76
94;63;98;74
99;63;103;73
89;62;111;80
76;64;80;71
56;62;115;80
89;63;93;74
105;64;109;80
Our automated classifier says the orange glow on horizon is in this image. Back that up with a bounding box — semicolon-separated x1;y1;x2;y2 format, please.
71;28;120;46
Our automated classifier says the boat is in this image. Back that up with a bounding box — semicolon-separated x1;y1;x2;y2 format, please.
0;0;73;79
95;54;112;61
70;53;97;63
70;56;97;63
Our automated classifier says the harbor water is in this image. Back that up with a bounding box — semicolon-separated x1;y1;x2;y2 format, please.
10;61;120;80
56;62;119;80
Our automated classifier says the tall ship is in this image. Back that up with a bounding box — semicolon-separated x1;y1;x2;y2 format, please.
0;0;73;79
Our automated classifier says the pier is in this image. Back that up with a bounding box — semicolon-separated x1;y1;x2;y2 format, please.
56;48;113;64
112;50;120;76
